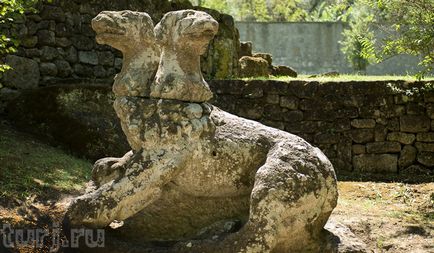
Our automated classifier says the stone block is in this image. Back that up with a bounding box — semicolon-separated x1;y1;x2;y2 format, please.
398;145;417;169
73;63;93;77
415;142;434;152
2;55;39;89
56;37;72;47
374;124;387;142
387;117;400;131
40;5;66;22
351;119;376;129
40;62;58;76
386;132;415;145
416;133;434;142
54;60;72;77
263;104;282;120
314;133;341;144
352;144;366;155
282;110;303;122
280;96;298;109
417;152;434;167
72;35;94;50
353;154;398;173
37;30;56;46
265;94;279;104
366;142;401;153
400;115;430;133
97;51;115;67
93;65;107;78
349;129;374;143
79;51;98;65
21;36;38;48
406;103;425;115
65;46;78;63
40;46;59;61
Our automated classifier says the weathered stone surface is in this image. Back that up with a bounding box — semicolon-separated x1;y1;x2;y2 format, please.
366;141;401;153
40;62;58;76
253;53;272;66
350;119;376;129
40;46;59;61
239;56;270;78
56;37;72;47
72;35;94;50
37;30;56;46
415;142;434;152
2;55;40;89
151;10;217;102
78;51;98;65
374;124;387;142
93;65;106;78
282;110;303;122
64;10;338;253
272;65;297;77
399;145;417;169
239;41;252;57
265;93;279;104
280;96;299;109
353;154;398;173
417;132;434;142
406;102;425;115
352;144;365;155
40;5;66;22
73;64;93;77
400;164;432;175
387;132;416;145
323;220;369;253
21;36;38;48
54;59;72;77
97;51;114;66
417;152;434;167
400;115;430;133
350;129;374;143
65;46;78;63
92;10;160;97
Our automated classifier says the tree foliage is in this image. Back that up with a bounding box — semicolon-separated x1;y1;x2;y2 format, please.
0;0;39;73
338;0;434;78
194;0;309;22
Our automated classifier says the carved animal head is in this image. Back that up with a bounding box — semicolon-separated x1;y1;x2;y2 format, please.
92;10;156;52
155;10;219;55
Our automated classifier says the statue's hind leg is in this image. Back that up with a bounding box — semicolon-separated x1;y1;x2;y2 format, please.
175;150;336;253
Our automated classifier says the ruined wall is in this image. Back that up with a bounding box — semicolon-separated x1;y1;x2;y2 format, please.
211;80;434;175
236;22;423;75
0;0;239;91
5;79;434;175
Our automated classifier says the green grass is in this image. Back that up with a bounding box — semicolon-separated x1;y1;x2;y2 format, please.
240;74;434;82
0;123;91;202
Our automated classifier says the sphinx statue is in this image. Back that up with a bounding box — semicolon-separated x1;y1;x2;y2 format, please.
64;9;338;253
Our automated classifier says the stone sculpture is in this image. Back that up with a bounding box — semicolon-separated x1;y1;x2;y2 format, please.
65;9;338;253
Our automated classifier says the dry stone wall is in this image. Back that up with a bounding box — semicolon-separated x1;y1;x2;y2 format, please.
5;79;434;175
210;80;434;174
0;0;240;90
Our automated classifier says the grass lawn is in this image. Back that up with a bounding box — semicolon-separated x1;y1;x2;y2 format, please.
0;121;91;204
240;74;434;82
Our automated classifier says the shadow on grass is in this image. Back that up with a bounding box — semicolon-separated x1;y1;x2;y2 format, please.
0;121;91;206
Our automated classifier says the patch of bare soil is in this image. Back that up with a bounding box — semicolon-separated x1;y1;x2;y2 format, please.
331;182;434;253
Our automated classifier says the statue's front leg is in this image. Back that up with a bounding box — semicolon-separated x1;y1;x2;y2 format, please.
64;154;184;228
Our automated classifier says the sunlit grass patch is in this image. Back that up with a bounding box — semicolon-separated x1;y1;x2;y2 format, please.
0;123;91;202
